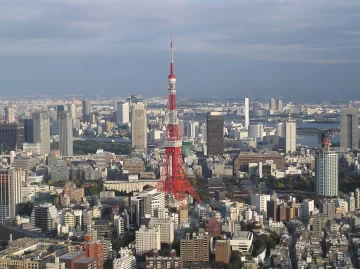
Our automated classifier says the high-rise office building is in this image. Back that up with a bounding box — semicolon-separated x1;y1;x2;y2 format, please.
206;112;224;156
68;103;77;119
33;111;51;155
244;98;249;129
275;122;285;137
0;168;24;221
4;107;15;123
340;107;358;152
82;100;91;122
131;102;147;153
315;151;338;197
23;119;34;143
270;97;276;111
0;123;24;151
116;102;130;125
277;99;283;112
58;106;73;156
285;120;296;153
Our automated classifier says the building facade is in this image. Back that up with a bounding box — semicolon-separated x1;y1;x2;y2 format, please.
285;120;296;153
131;103;147;153
340;107;358;152
315;151;338;197
33;111;51;155
135;225;161;255
116;102;130;125
58;108;73;156
206;112;224;156
0;168;24;221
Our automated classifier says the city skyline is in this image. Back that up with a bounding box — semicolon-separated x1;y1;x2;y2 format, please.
0;0;359;101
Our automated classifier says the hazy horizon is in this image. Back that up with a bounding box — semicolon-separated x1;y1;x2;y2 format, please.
0;0;359;102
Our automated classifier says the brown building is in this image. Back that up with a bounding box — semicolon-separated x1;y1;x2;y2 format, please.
59;183;84;203
286;205;295;220
233;152;286;173
60;251;97;269
205;218;221;236
82;235;104;269
267;200;277;221
277;204;287;221
146;250;183;269
123;158;144;173
215;240;230;264
180;231;210;263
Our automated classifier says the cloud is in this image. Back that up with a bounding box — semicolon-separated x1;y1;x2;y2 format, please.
0;0;359;63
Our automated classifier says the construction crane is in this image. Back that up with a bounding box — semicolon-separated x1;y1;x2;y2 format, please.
320;129;339;150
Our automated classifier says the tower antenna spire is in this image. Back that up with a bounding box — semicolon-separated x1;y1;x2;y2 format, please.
170;34;174;75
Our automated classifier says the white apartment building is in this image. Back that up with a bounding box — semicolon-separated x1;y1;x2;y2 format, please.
116;102;130;124
114;214;125;237
285;120;296;153
315;151;338;197
302;199;315;217
251;194;270;214
135;225;161;255
148;218;174;244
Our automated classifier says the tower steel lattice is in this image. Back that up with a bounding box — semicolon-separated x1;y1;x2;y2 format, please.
156;38;201;205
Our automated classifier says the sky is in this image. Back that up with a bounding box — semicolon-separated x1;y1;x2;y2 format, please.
0;0;359;102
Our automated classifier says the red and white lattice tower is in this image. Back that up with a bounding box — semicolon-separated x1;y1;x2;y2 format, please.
156;38;201;205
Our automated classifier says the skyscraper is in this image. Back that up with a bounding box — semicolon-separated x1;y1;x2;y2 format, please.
244;98;249;129
285;120;296;153
315;151;338;197
116;102;130;125
82;100;91;122
131;102;147;153
340;107;358;152
206;112;224;156
4;106;15;123
0;123;24;151
277;99;283;112
270;97;276;111
58;106;73;156
0;168;24;221
68;103;77;119
33;111;51;155
23;119;34;143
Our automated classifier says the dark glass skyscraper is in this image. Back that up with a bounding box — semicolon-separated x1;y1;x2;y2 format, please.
206;112;224;156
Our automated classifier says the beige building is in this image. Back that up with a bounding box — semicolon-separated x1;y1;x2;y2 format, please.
180;230;210;263
149;218;174;244
131;103;147;153
135;225;160;255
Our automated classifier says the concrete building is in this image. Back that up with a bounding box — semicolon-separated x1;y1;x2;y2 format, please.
0;123;24;151
31;203;59;232
0;168;24;221
113;247;136;269
46;257;65;269
82;100;91;122
135;225;161;255
68;103;77;119
205;218;221;236
277;99;283;112
145;250;182;269
285;120;296;153
180;231;210;263
340;107;358;152
60;251;97;269
116;102;130;125
131;102;147;153
270;97;276;111
82;236;104;269
24;118;34;143
275;122;285;137
248;124;263;141
252;194;270;214
315;151;338;197
206;112;224;156
244;97;249;129
215;240;230;264
5;106;15;123
148;218;174;244
229;231;253;254
58;107;73;156
33;111;51;155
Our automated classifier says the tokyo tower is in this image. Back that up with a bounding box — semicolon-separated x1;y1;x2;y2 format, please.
156;38;201;205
